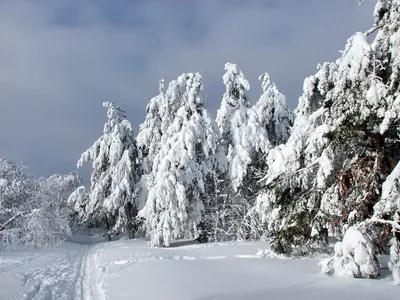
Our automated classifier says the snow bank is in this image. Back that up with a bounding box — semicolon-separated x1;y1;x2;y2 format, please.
320;227;379;279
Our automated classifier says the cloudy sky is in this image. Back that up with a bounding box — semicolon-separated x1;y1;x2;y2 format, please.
0;0;376;179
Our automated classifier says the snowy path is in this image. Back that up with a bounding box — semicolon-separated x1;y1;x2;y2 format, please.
0;240;101;300
74;244;90;300
0;239;399;300
77;244;107;300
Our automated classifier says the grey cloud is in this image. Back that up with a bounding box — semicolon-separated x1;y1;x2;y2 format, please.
0;0;376;179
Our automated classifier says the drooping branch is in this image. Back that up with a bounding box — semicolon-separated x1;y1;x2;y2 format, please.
0;212;24;232
365;217;400;233
365;25;384;37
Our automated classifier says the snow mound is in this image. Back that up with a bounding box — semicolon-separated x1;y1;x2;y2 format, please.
256;249;291;260
320;227;379;279
114;260;131;265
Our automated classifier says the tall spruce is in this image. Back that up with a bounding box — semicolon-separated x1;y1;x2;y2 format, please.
136;81;165;231
147;73;220;247
256;0;400;263
216;63;271;240
255;61;339;254
254;73;293;147
74;102;140;239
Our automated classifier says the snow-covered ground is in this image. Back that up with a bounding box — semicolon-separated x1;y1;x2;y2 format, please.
0;236;398;300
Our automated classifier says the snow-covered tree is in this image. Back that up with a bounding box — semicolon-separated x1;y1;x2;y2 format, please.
319;0;400;237
35;173;81;209
0;156;36;212
256;0;400;257
24;173;81;247
0;156;81;249
147;73;220;247
0;156;36;242
74;102;140;238
216;62;251;155
255;62;339;254
137;80;165;175
311;32;380;238
372;0;400;136
368;5;400;285
254;73;293;147
68;186;89;222
135;81;165;234
390;237;400;284
215;63;271;240
366;161;400;284
227;108;271;193
136;77;190;235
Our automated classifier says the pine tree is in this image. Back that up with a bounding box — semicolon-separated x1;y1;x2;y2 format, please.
314;33;379;237
75;102;140;239
147;73;220;247
254;73;293;147
320;0;400;238
375;0;400;135
137;80;165;175
256;0;400;257
136;81;165;233
255;62;339;254
68;186;89;222
215;63;271;240
317;1;400;284
368;161;400;284
216;63;251;151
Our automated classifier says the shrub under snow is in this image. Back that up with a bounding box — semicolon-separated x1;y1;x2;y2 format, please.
320;227;379;279
389;237;400;285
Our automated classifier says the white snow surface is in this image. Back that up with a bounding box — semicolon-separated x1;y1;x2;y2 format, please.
0;235;398;300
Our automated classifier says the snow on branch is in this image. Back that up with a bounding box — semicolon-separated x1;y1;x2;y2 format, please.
0;212;23;232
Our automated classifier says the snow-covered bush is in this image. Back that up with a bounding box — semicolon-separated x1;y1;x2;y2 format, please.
23;208;71;248
21;173;81;247
0;157;81;249
389;237;400;285
368;161;400;284
0;156;36;249
0;156;36;231
68;186;89;222
320;227;380;279
0;228;25;250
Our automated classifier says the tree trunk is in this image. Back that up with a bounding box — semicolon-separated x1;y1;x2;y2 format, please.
105;216;111;241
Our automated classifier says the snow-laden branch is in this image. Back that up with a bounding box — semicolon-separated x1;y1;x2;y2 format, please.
364;217;400;233
365;25;384;36
0;212;23;232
